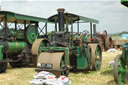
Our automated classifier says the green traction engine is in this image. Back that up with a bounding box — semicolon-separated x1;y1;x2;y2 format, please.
114;43;128;85
0;11;47;73
34;9;102;77
113;0;128;85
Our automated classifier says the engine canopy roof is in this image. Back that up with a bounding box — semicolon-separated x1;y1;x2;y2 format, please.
0;11;48;24
48;13;99;24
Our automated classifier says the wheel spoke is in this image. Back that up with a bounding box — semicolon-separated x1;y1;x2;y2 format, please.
118;73;124;85
114;55;127;85
96;61;100;69
95;46;101;70
117;66;125;73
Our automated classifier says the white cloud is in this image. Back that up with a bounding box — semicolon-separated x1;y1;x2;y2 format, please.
1;0;128;33
2;0;118;1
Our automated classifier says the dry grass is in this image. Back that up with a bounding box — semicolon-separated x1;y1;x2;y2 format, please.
0;51;122;85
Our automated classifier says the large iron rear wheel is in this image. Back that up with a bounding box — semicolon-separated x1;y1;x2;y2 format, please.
85;46;92;70
0;62;7;73
103;30;107;38
31;39;50;67
89;44;102;71
94;45;102;70
105;36;113;50
114;55;128;85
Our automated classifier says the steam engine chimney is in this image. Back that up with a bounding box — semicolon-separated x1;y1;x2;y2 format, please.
57;8;65;32
93;24;97;36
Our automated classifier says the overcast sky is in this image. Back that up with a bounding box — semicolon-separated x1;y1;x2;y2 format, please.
1;0;128;33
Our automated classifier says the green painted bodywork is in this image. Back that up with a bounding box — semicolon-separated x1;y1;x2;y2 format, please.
81;33;90;42
77;46;88;69
0;45;4;61
0;42;26;61
118;58;126;85
121;0;128;2
40;45;89;69
7;42;27;54
121;0;128;7
10;29;24;40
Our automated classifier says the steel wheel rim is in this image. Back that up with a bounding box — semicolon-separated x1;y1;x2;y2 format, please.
109;37;113;48
118;61;125;85
31;39;49;66
95;46;102;70
89;44;102;71
114;55;127;85
103;30;107;38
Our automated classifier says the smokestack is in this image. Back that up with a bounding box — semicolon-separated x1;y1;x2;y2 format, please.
93;24;97;35
57;8;65;32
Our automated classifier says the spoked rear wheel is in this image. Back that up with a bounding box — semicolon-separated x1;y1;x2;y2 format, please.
85;46;92;70
105;36;113;50
94;45;102;70
114;55;128;85
89;44;102;71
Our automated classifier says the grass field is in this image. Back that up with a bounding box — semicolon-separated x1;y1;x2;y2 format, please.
0;51;122;85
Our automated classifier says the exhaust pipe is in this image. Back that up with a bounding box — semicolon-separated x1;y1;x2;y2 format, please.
57;8;65;32
93;24;97;36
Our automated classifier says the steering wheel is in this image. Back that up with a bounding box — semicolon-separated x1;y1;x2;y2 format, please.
81;30;89;35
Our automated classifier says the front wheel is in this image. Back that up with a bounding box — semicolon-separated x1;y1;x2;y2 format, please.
105;36;113;50
60;58;69;76
0;62;7;73
85;46;92;70
89;44;102;71
114;55;128;85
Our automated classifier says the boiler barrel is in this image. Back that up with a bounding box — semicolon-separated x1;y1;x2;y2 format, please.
7;42;27;54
